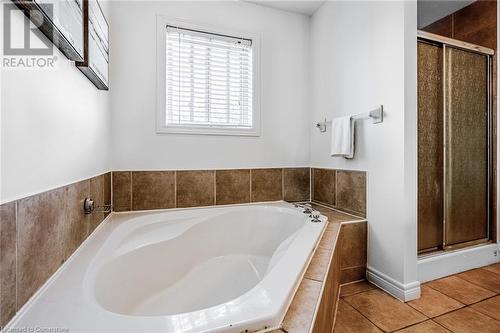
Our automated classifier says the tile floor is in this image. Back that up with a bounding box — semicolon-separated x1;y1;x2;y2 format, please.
334;263;500;333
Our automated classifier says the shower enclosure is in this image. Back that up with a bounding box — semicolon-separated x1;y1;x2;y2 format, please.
417;31;494;254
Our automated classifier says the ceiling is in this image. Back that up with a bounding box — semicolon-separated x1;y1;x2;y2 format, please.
245;1;478;23
243;0;325;16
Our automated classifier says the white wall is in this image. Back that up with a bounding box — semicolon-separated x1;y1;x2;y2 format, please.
309;0;419;300
0;2;111;203
109;0;310;170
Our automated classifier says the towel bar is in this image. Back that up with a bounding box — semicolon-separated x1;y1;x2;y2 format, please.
316;105;384;133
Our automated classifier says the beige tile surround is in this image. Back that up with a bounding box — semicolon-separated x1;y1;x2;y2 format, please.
112;168;311;212
272;205;367;333
0;167;367;329
0;173;111;327
112;167;367;218
313;168;367;218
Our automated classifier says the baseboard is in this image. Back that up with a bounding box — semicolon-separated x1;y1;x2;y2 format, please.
367;266;420;302
418;243;500;283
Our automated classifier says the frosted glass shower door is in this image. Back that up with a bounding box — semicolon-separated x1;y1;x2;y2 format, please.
417;41;444;252
443;46;490;247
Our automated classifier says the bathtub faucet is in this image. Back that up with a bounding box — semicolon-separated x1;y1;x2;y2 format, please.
310;210;322;223
293;203;313;214
83;198;112;214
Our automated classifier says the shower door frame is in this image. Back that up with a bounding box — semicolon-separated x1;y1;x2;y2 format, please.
417;30;495;254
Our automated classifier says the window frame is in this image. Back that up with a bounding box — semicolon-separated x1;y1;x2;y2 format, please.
156;16;261;136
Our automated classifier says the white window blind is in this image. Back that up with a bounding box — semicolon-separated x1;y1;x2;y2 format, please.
165;26;253;130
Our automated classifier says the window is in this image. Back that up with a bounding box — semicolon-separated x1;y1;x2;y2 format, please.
156;18;260;136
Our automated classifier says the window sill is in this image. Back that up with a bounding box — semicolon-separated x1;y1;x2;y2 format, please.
156;125;261;137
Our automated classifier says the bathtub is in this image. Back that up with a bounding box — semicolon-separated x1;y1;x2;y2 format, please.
7;202;326;333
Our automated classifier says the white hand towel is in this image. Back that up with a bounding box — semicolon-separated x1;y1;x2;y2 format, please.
331;115;355;159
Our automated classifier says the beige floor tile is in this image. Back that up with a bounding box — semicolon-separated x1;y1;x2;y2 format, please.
333;299;382;333
408;285;464;317
344;289;426;332
457;268;500;293
457;268;500;294
434;307;500;333
394;320;451;333
426;275;496;305
340;281;376;297
482;263;500;276
471;295;500;321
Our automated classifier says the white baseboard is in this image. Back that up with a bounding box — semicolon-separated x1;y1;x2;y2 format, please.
418;243;500;283
367;266;420;302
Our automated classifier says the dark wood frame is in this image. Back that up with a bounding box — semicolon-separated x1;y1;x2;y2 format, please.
12;0;84;61
76;0;109;90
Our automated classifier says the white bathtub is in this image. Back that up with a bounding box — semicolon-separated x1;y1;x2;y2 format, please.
7;202;326;333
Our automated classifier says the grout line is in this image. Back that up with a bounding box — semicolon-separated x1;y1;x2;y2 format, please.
423;283;472;305
281;168;285;200
305;276;325;283
341;296;389;331
342;284;430;331
334;169;338;207
129;171;133;211
330;288;342;333
311;168;315;202
483;264;500;277
341;264;367;270
309;167;312;202
100;175;105;219
451;14;455;39
431;318;455;332
342;273;500;332
469;300;500;321
86;180;91;236
418;283;467;308
469;293;500;305
425;278;499;306
340;279;368;287
451;273;500;296
340;285;376;299
338;286;375;298
405;300;432;320
249;169;253;202
213;170;216;205
455;269;500;294
110;172;113;212
174;171;177;208
432;307;468;323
